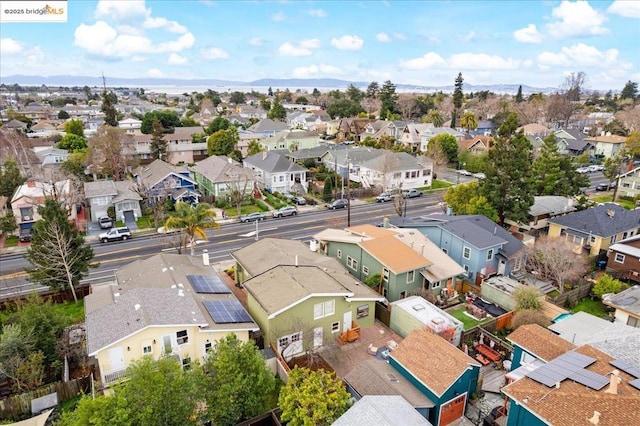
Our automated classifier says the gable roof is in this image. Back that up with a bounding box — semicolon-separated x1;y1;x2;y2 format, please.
243;151;307;174
391;329;479;397
548;204;640;238
247;118;288;133
113;181;142;202
359;151;424;173
191;155;253;183
84;180;118;199
529;196;576;217
333;395;432;426
502;345;640;426
585;134;626;144
603;285;640;316
507;324;575;362
134;159;195;187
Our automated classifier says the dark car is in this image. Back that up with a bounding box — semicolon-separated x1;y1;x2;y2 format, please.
19;228;32;243
595;182;615;191
240;212;267;223
292;196;307;205
327;199;349;209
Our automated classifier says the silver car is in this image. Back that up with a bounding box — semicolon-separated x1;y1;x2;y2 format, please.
272;206;298;218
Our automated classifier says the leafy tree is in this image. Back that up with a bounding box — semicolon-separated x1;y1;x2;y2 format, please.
603;119;628;137
444;182;498;221
0;159;25;207
515;85;524;103
60;151;88;180
593;274;628;299
460;111;478;134
511;309;551;329
150;119;168;160
247;140;263;157
101;89;118;127
204;334;277;425
295;96;308;104
26;199;95;302
0;324;45;392
141;110;181;134
164;202;217;255
525;236;587;294
206;116;231;135
424;110;445;127
620;80;638;101
207;127;239;157
180;116;198;127
279;367;351;426
64;119;85;137
625;131;640;158
86;126;136;180
322;177;333;202
482;113;534;225
260;98;271;112
268;96;286;121
326;99;363;119
229;91;246;105
379;80;398;119
57;134;88;153
312;88;321;101
557;156;589;196
602;156;621;188
427;133;458;164
0;212;18;235
345;84;364;104
58;110;70;119
514;286;543;311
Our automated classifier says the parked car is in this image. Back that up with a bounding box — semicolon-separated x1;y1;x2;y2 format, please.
157;226;181;234
595;182;616;191
576;167;590;174
457;169;472;176
587;165;599;173
272;206;298;218
240;212;267;223
99;227;132;243
98;216;113;229
473;172;486;179
402;189;423;198
375;192;394;203
292;196;307;205
327;199;349;209
593;164;604;171
19;228;32;243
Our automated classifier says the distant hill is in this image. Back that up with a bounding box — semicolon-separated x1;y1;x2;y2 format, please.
0;75;558;94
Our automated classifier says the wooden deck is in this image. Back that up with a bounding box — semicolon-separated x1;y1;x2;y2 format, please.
481;364;506;394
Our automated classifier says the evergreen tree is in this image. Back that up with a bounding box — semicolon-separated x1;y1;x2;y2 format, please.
379;80;398;119
515;85;524;103
101;89;118;127
366;81;379;99
481;113;534;225
323;177;333;202
0;159;26;208
26;199;95;302
150;119;168;160
268;97;286;121
532;134;563;195
620;80;638;101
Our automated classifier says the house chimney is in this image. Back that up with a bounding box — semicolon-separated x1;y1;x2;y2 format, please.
588;411;601;425
202;249;210;266
605;370;621;395
295;255;298;267
262;150;268;160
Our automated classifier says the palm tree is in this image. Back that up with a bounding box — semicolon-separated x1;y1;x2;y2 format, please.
460;111;478;135
164;202;218;255
425;110;445;127
247;140;262;156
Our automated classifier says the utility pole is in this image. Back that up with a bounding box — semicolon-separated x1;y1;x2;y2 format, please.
346;151;351;226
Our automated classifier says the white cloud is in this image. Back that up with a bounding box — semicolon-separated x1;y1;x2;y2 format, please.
147;68;163;77
131;55;147;62
546;1;609;38
331;35;364;51
299;38;321;49
424;35;441;44
376;32;391;42
1;38;23;54
271;11;286;22
201;47;229;60
459;31;476;42
308;9;327;18
155;32;195;53
536;51;571;67
399;52;446;69
249;37;263;47
95;0;149;20
24;47;45;69
319;64;345;74
513;24;542;43
144;16;188;34
537;43;632;70
607;0;640;18
292;65;319;78
168;53;188;65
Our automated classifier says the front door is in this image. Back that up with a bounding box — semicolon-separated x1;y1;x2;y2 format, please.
439;393;466;426
108;347;125;372
343;310;352;332
313;327;323;348
498;259;506;275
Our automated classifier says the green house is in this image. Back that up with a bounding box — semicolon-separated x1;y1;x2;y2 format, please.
314;224;464;303
189;155;255;197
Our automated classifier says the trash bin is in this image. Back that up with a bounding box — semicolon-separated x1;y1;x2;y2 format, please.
597;261;606;270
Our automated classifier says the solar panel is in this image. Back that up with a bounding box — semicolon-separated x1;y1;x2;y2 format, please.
629;378;640;391
187;275;230;294
610;359;640;379
568;369;609;390
203;300;253;324
526;351;606;389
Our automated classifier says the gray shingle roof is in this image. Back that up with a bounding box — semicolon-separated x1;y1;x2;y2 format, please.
84;181;117;198
112;181;142;202
360;152;423;172
333;395;432;426
243;151;307;174
247;118;288;133
191;155;253;183
548;204;640;238
134;159;193;187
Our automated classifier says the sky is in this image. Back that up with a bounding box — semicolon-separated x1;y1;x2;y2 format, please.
1;0;639;91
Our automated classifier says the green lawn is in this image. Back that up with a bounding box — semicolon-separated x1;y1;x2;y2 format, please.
56;300;85;323
3;235;19;247
429;179;453;190
570;298;609;318
589;195;635;210
448;307;493;330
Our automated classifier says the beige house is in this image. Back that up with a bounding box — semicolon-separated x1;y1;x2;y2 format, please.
132;127;207;164
585;133;627;159
85;254;258;387
617;166;640;199
11;180;76;235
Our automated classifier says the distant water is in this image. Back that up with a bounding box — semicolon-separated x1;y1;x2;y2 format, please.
143;85;342;95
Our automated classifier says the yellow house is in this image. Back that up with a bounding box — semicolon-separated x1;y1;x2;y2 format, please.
85;253;258;387
547;203;640;256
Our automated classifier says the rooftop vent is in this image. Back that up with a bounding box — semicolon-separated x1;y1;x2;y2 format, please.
606;209;615;218
605;370;621;395
588;411;601;425
134;304;141;311
412;304;425;311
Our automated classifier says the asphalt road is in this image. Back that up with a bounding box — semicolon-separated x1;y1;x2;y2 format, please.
0;194;445;300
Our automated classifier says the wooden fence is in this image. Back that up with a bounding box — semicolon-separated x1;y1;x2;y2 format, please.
0;376;92;419
375;301;391;326
548;281;593;308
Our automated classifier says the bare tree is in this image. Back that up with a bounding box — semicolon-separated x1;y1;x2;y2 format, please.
270;317;325;368
225;168;253;218
0;127;39;179
85;126;137;180
525;236;588;294
562;71;587;102
135;180;170;229
397;95;418;120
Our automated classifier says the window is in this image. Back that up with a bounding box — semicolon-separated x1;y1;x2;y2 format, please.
357;304;369;318
614;253;625;263
407;270;415;283
362;265;369;275
627;317;639;328
347;256;358;270
432;281;441;289
182;357;191;370
176;330;188;345
314;300;335;319
337;249;342;259
464;265;470;276
278;336;290;348
331;322;340;333
487;249;494;261
383;268;390;283
463;246;471;259
590;235;597;244
399;291;407;299
204;342;212;353
383;287;388;298
142;345;152;354
279;175;284;182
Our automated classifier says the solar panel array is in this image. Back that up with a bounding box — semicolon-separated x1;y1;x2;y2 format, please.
203;300;253;324
187;275;230;294
526;351;609;390
610;359;640;391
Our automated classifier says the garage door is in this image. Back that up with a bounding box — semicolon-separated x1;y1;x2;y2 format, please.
439;393;466;426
